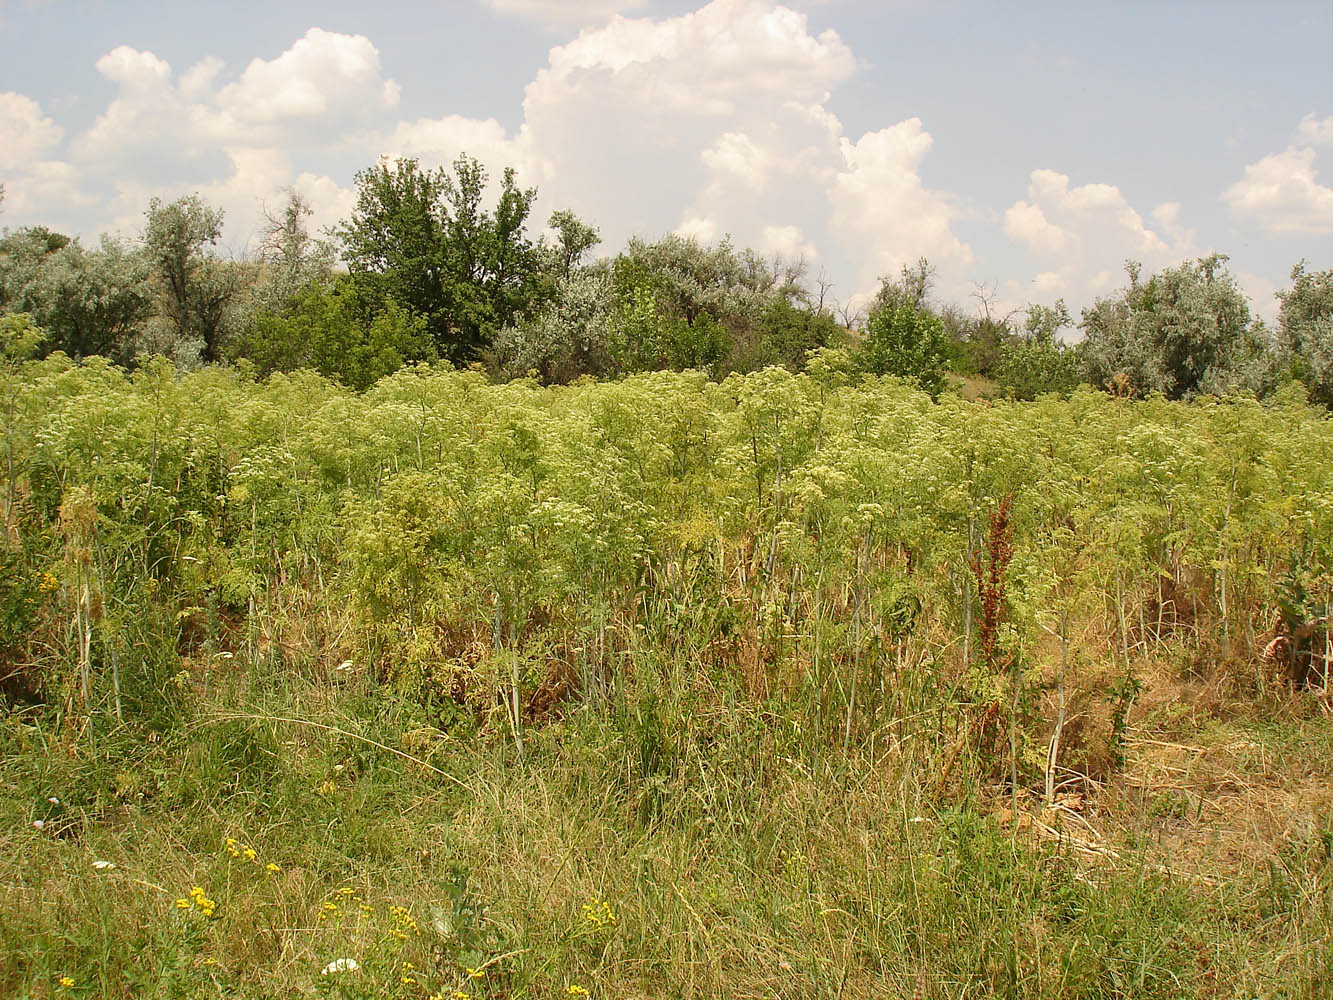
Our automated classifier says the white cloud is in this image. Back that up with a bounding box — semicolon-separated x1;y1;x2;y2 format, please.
214;28;399;142
387;0;886;280
55;29;397;245
701;131;773;193
759;223;817;260
828;119;972;291
1223;145;1333;234
1001;168;1195;305
384;114;531;182
1296;113;1333;147
95;45;171;89
675;215;719;243
0;91;63;169
1003;199;1067;255
0;160;93;217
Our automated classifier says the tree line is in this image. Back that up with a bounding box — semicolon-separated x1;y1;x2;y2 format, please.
2;157;1331;405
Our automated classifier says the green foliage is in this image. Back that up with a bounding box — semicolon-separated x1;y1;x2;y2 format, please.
237;278;435;390
545;209;601;280
748;297;840;371
0;228;153;363
0;356;1331;999
1080;255;1273;399
995;301;1082;400
143;194;237;364
0;312;45;362
250;190;336;314
856;302;950;394
1277;260;1333;406
492;268;624;383
338;156;547;365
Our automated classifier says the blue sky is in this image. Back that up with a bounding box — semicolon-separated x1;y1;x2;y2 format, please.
2;0;1331;321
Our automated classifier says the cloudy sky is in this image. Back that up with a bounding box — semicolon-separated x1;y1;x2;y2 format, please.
1;0;1330;320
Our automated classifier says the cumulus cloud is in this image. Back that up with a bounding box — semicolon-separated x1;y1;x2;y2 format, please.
1001;168;1196;306
829;119;971;291
387;0;893;277
214;28;399;143
1223;145;1333;235
0;91;63;169
55;29;400;244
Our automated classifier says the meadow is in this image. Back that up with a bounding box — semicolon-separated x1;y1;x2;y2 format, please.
2;353;1331;999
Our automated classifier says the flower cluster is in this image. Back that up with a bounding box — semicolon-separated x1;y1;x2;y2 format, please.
566;986;590;996
175;885;217;918
387;903;419;940
581;896;616;929
224;836;279;872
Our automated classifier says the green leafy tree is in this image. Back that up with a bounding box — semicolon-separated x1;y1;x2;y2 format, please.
745;297;840;372
238;277;434;390
143;194;237;363
338;155;546;365
609;233;813;374
995;301;1083;400
857;304;949;395
1277;261;1333;406
856;264;950;395
546;209;601;280
493;268;624;383
252;190;335;312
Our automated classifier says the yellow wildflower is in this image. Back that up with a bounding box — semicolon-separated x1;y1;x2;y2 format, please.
175;898;191;910
581;897;616;928
242;846;257;862
466;967;485;980
58;976;75;988
265;862;281;873
567;986;590;996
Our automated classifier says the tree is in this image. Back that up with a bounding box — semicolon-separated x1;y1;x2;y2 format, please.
857;301;949;396
0;228;153;363
871;257;934;315
546;209;601;280
237;276;435;391
748;297;840;371
338;155;547;365
1080;255;1271;399
995;301;1082;400
962;283;1018;377
1277;261;1333;406
143;195;237;363
253;190;335;312
493;268;623;383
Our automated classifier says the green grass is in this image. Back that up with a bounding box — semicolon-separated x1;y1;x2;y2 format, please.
3;660;1330;1000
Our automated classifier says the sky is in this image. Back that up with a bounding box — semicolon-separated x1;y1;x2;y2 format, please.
1;0;1331;322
